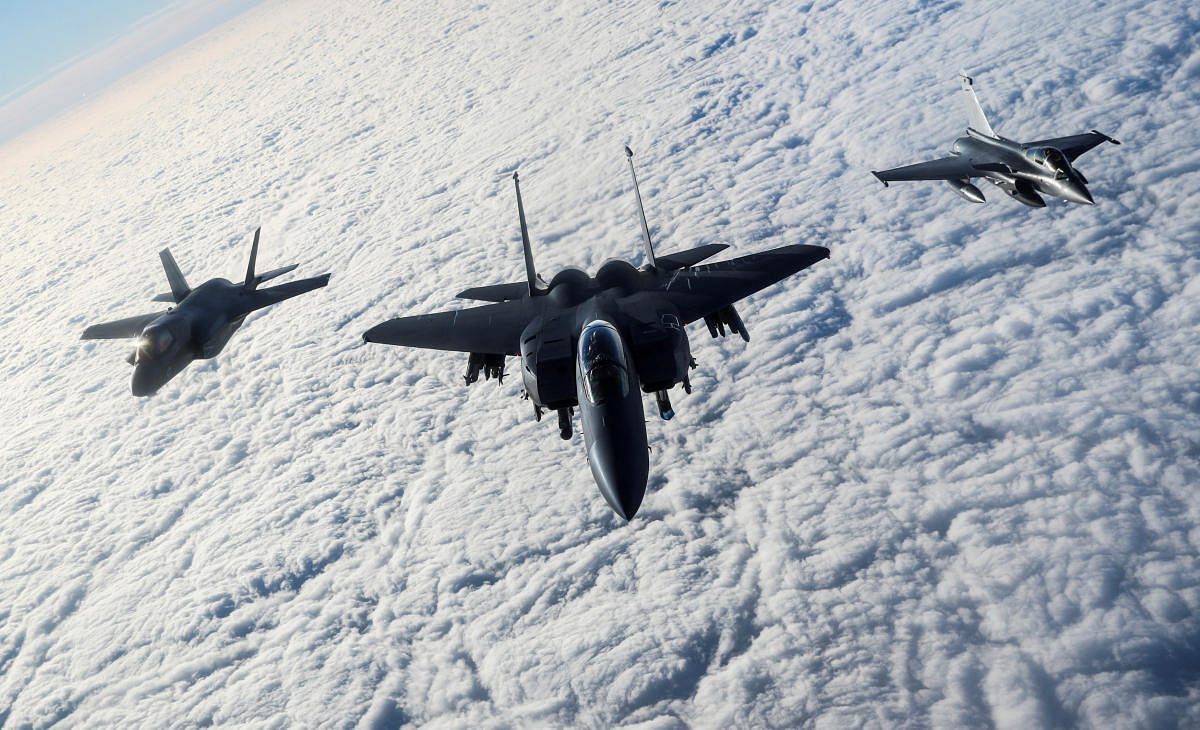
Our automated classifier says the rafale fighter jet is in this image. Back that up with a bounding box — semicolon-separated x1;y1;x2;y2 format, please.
363;149;829;520
82;228;330;396
871;71;1120;207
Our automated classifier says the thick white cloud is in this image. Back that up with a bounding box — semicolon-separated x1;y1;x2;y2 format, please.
1;0;1198;726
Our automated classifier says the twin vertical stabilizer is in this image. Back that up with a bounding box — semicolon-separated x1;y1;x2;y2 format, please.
509;147;662;293
244;227;260;291
512;172;541;296
159;249;191;303
625;146;658;269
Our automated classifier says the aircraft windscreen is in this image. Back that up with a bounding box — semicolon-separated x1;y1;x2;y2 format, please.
579;322;630;405
585;362;630;405
1044;147;1069;177
136;328;174;362
1028;147;1070;178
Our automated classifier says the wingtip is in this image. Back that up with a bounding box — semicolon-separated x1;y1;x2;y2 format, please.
871;171;889;187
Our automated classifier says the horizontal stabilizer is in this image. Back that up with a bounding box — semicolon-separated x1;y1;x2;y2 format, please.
82;311;165;340
246;273;331;312
456;282;529;302
151;292;176;303
657;243;730;270
254;264;299;286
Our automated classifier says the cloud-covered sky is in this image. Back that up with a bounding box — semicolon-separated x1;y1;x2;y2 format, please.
1;0;1198;726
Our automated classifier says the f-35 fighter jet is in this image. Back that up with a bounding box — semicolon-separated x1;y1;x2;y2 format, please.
363;149;829;520
82;228;330;396
872;71;1120;207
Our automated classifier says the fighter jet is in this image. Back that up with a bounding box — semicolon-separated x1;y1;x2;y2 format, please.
81;228;330;396
363;148;829;520
871;71;1120;207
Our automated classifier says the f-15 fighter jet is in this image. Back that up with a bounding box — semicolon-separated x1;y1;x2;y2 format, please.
363;148;829;520
872;71;1120;207
82;228;330;396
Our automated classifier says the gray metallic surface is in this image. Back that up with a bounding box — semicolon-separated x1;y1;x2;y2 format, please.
363;155;829;519
871;72;1118;207
82;229;330;396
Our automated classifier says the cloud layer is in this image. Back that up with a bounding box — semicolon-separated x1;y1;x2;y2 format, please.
1;0;1198;726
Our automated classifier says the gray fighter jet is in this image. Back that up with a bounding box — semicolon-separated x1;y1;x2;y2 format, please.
871;71;1120;207
363;149;829;520
82;228;330;396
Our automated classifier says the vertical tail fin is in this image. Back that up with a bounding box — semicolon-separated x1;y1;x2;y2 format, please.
624;146;657;269
244;227;260;291
159;249;190;302
959;70;996;138
512;172;540;296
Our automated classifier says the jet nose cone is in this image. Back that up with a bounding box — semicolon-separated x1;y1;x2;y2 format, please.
1067;182;1094;205
589;442;649;521
609;489;644;522
130;366;161;397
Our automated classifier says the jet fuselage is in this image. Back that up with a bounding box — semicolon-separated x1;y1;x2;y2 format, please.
131;279;253;396
361;156;830;520
951;131;1095;207
575;317;650;519
514;262;693;517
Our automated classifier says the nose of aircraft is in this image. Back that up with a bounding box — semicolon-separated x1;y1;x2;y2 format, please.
130;365;162;397
1066;181;1095;205
589;440;649;520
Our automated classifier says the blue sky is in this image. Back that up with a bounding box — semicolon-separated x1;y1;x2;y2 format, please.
0;0;261;144
0;1;178;102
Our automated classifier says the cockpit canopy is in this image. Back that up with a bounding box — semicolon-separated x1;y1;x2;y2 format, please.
136;326;174;362
579;321;630;405
1026;146;1070;179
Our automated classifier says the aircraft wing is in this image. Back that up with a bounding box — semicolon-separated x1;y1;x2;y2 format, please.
81;311;166;339
363;298;535;355
659;244;829;325
1023;131;1119;162
872;155;984;185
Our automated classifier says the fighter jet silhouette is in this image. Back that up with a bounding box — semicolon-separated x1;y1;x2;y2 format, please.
363;148;829;520
82;228;330;396
872;71;1120;207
